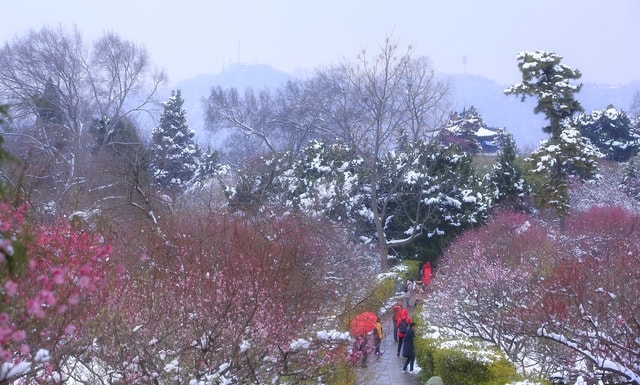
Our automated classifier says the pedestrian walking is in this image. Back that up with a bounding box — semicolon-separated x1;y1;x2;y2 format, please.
374;317;383;355
404;279;419;308
402;322;417;372
391;301;403;342
421;261;432;286
357;334;370;367
396;308;412;357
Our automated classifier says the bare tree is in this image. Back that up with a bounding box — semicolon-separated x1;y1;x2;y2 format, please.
315;38;452;268
0;25;167;229
204;37;452;268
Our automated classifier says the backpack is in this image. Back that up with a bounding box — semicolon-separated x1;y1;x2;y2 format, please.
398;318;408;334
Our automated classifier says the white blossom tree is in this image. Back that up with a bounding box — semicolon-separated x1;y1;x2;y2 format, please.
427;207;640;384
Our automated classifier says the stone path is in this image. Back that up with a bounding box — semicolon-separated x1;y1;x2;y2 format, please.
355;303;422;385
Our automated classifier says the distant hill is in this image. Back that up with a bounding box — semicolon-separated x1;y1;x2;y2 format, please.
170;64;640;152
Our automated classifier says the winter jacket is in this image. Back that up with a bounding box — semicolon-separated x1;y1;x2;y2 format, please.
396;309;412;338
422;262;432;285
374;321;383;340
402;327;415;357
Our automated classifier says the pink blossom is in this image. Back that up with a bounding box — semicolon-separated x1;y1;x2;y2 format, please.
11;330;26;342
37;274;48;285
51;268;65;284
27;298;45;319
39;290;56;306
4;280;18;296
0;348;11;362
78;275;90;288
63;324;76;335
116;263;127;275
0;313;8;325
79;264;92;276
95;244;112;260
68;292;80;305
19;344;30;355
0;326;12;342
0;221;10;232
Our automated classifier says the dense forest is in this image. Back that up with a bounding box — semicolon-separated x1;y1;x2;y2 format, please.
0;27;639;385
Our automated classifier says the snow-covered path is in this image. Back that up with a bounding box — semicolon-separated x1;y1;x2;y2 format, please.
356;305;422;385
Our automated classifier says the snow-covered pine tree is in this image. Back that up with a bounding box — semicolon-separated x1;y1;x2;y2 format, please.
439;106;485;153
484;133;529;210
150;90;198;192
505;51;599;219
576;105;640;161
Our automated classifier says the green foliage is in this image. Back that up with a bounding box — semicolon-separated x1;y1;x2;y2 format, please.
415;333;438;378
422;339;517;385
484;133;530;211
526;126;599;217
0;204;33;320
622;156;640;200
35;78;64;125
386;142;489;260
401;259;421;281
319;358;357;385
194;148;222;182
341;277;396;331
0;105;17;197
89;116;143;155
505;51;583;137
150;89;199;191
576;105;640;161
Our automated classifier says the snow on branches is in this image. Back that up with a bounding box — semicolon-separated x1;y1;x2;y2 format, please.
427;207;640;384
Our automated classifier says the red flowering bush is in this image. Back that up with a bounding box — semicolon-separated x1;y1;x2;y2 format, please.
0;203;114;383
90;209;351;384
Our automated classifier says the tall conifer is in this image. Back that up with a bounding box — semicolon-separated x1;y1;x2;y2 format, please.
150;90;198;192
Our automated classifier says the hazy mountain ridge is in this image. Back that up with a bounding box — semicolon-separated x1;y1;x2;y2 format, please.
169;64;640;151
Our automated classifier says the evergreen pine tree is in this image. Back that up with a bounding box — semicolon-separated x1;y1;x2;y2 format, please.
505;51;599;219
485;133;529;210
150;90;198;192
576;105;640;161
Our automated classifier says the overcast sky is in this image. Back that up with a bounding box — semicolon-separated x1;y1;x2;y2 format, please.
3;0;639;86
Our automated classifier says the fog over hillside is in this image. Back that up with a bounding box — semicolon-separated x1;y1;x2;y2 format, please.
167;64;640;153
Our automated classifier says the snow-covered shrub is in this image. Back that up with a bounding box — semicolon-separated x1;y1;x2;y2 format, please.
417;333;517;385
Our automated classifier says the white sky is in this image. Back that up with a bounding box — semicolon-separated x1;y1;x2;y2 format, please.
2;0;639;86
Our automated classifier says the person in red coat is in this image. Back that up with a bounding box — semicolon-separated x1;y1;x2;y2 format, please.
421;261;432;285
396;308;412;356
391;301;403;342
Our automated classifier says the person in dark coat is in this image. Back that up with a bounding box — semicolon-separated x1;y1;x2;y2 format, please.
402;322;416;372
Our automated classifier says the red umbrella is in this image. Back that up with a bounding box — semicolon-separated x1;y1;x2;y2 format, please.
350;311;378;337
